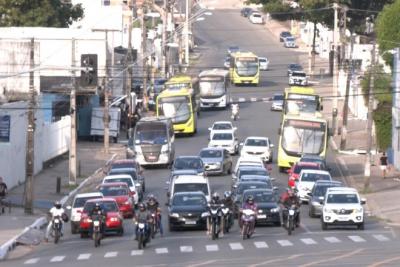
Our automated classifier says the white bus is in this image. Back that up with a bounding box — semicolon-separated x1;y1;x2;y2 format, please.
198;69;229;109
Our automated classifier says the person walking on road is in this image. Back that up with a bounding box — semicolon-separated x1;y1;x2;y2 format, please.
380;152;388;179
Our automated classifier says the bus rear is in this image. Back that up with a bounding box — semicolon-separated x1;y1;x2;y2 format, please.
199;69;229;109
283;87;322;115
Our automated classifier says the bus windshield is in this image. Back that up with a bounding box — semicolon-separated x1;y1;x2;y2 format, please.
165;82;191;91
199;77;225;97
286;94;318;114
235;58;258;76
135;123;168;145
282;119;325;156
158;96;191;123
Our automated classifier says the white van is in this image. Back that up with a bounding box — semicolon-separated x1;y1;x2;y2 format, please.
167;175;211;204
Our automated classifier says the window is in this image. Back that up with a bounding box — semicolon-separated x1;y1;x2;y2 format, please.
0;115;10;142
102;0;111;6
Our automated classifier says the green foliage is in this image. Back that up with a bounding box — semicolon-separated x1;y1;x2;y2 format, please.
373;103;392;150
261;0;293;21
0;0;84;27
361;64;392;105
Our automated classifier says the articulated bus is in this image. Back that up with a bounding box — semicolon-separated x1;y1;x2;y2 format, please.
156;89;197;135
229;51;260;86
198;68;230;109
131;117;175;166
277;113;329;172
283;86;323;115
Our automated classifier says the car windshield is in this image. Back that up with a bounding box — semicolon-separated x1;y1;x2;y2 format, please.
174;184;208;195
292;72;306;77
253;14;261;18
158;96;191;123
237;183;267;194
73;196;101;208
245;139;268;146
99;186;128;196
109;169;138;180
83;201;119;213
244;191;276;202
200;150;222;158
239;169;268;178
174;158;203;170
289;64;302;70
326;193;359;204
213;123;232;130
135;123;168;145
273;94;284;101
294;164;320;174
313;185;339;197
301;173;330;182
212;133;233;140
282;32;291;37
286;37;295;42
165;82;191;91
241;178;272;188
172;194;207;206
104;178;133;187
259;58;267;63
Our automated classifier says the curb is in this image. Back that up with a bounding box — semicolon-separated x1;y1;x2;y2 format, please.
0;153;118;261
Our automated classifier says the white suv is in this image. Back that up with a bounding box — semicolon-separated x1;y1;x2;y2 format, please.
296;169;332;203
321;187;366;230
208;130;239;155
240;137;274;163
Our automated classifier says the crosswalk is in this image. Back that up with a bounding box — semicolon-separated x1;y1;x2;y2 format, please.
23;233;393;265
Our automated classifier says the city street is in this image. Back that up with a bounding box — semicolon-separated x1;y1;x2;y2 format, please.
4;8;400;267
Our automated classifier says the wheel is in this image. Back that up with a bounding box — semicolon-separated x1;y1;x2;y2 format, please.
309;208;314;218
80;232;86;239
54;231;60;244
94;232;99;247
269;155;273;163
118;227;124;236
357;223;364;230
138;235;143;250
288;220;293;235
227;164;232;175
71;223;77;234
242;225;248;240
211;223;216;240
274;221;281;227
321;221;328;230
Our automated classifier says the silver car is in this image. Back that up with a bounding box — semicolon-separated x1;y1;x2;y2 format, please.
308;180;342;217
284;36;296;48
271;93;284;111
199;147;232;175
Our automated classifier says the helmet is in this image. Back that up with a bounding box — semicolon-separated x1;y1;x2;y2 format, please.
138;203;146;210
212;192;220;201
224;191;232;199
246;195;254;204
147;194;156;202
54;201;62;209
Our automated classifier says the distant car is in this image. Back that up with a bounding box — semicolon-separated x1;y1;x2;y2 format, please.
258;57;269;71
172;156;205;176
240;136;274;163
284;36;296;48
296;170;332;203
300;154;329;171
308;180;342;217
97;182;134;218
233;156;266;175
208;121;237;140
271;93;284;111
233;181;271;217
79;198;124;238
289;71;308;86
224;57;231;69
236;167;270;181
70;192;103;234
168;192;209;231
108;167;145;198
249;12;264;24
242;189;280;225
227;45;240;55
280;31;292;42
208;130;239;155
148;78;167;110
288;162;322;187
199;147;232;175
287;63;303;76
240;7;253;17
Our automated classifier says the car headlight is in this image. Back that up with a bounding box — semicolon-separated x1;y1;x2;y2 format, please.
323;207;333;213
201;212;210;218
170;213;180;218
311;201;321;206
354;207;363;213
215;162;221;167
271;207;280;213
85;218;92;223
258;209;263;214
110;217;119;222
124;200;131;205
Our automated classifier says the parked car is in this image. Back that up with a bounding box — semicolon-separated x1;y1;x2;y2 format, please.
97;182;134;218
287;63;303;76
208;130;239;155
308;180;342;217
103;174;140;205
172;156;205;176
321;187;366;230
258;57;269;71
199;147;232;175
249;12;264;24
242;189;280;225
168;192;209;231
70;192;103;234
299;154;329;171
289;71;308;86
280;31;292;42
79;198;124;238
284;36;296;48
271;93;284;111
296;170;332;203
240;136;274;163
240;7;253;17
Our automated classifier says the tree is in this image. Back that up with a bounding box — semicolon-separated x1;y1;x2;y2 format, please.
0;0;84;27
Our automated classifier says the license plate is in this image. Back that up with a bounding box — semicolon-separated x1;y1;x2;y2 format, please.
185;220;197;225
337;216;349;221
257;214;266;219
148;156;156;160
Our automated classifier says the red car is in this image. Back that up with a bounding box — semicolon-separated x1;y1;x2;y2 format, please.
79;198;124;238
287;162;322;187
98;182;134;218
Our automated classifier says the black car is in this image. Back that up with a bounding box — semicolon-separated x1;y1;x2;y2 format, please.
287;63;303;76
172;156;205;175
240;7;253;17
242;189;281;226
280;31;292;42
299;154;329;171
168;192;208;231
232;181;270;217
239;175;278;191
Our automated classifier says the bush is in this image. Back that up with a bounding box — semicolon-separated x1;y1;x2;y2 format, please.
373;103;392;151
263;0;292;21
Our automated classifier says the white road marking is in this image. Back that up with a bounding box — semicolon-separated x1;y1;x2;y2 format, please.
254;241;269;248
24;258;39;264
104;251;118;258
50;256;65;262
348;235;366;242
206;244;219;251
301;238;317;245
250;97;257;102
277;240;293;247
238;98;246;102
77;253;91;260
373;234;390;242
262;97;270;102
324;236;341;243
131;250;144;256
180;246;193;252
155;248;168;254
229;242;243;250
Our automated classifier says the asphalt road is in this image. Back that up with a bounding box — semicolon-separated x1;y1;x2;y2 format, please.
5;9;400;267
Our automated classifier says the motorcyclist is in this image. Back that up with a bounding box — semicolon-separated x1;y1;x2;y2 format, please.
133;203;152;241
146;194;163;237
239;195;257;229
222;191;234;229
231;103;239;120
45;201;66;242
207;192;223;235
279;188;301;227
89;202;106;235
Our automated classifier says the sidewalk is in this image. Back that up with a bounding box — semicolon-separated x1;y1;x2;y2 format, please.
264;18;400;226
0;141;126;259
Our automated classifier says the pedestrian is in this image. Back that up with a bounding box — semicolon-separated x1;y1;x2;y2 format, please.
0;177;8;214
380;152;388;178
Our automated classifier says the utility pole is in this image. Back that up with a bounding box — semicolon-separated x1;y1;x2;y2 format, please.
104;30;110;154
184;0;190;66
24;38;35;215
126;5;134;134
364;41;376;192
161;0;168;78
69;38;77;186
141;5;148;110
332;3;339;136
340;33;355;150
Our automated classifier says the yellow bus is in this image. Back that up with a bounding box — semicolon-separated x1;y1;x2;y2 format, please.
283;86;322;115
156;89;197;135
277;113;328;172
229;51;259;86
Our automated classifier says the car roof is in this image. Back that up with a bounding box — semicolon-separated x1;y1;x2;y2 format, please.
245;136;269;141
243;188;274;194
173;191;206;197
213;121;232;125
238;156;263;162
326;187;358;193
104;174;134;180
112;159;138;165
200;147;224;152
74;192;103;199
240;174;270;179
299;169;330;175
176;155;202;160
109;167;137;172
86;197;117;203
238;181;268;186
99;182;129;187
301;154;325;160
314;180;342;185
238;166;267;171
173;175;208;184
171;169;199;176
295;161;320;167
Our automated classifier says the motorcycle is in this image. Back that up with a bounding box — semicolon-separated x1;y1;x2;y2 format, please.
285;205;297;236
231;104;239;121
52;216;63;244
209;205;223;240
221;206;233;233
92;216;103;247
241;209;256;240
136;221;150;249
150;209;161;239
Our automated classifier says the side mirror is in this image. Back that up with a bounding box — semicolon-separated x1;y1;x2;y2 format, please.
66;205;72;210
233;184;238;189
318;196;324;204
208;127;212;131
320;105;324;111
233;127;237;131
166;192;171;198
360;198;366;205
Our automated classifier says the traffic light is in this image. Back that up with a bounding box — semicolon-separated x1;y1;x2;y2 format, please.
80;54;98;87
